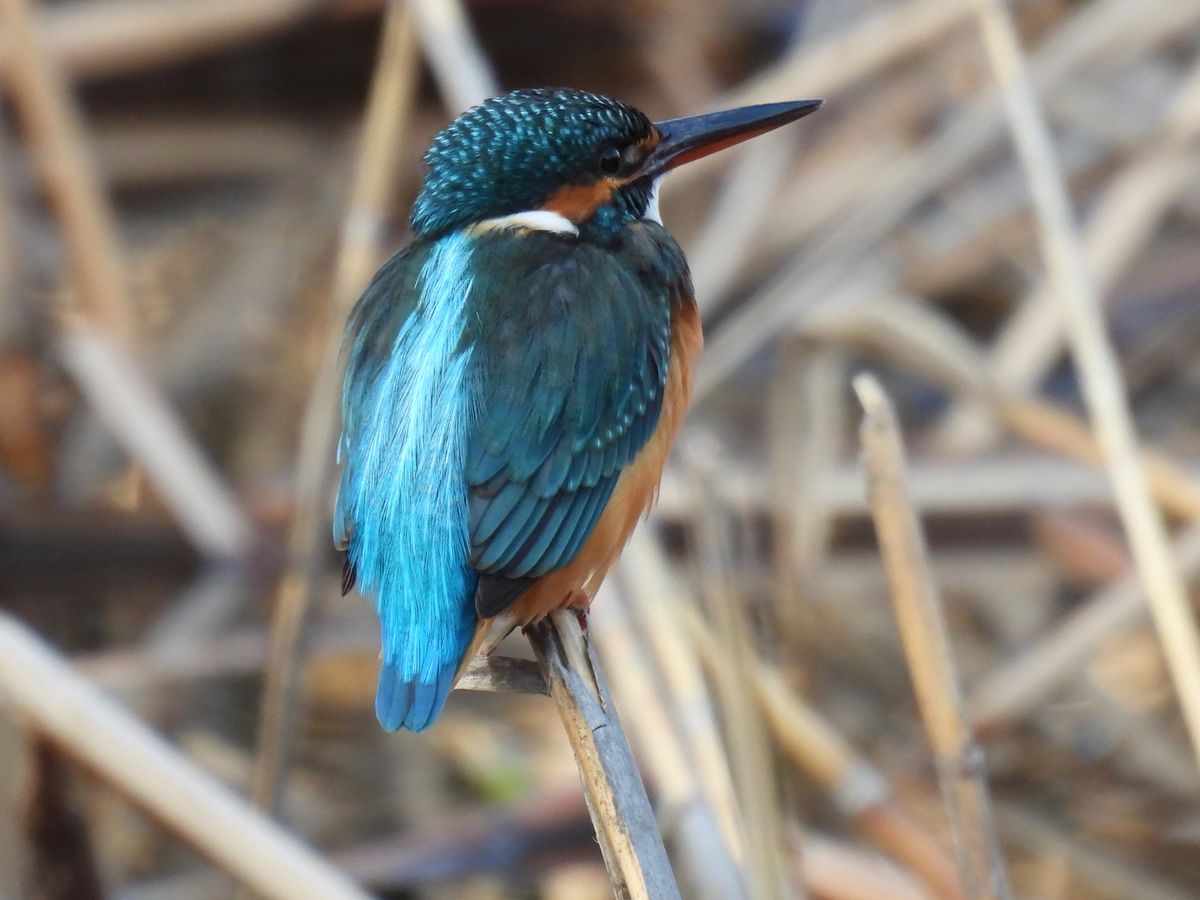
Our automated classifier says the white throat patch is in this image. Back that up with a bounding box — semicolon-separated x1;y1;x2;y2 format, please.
471;210;579;237
643;177;663;225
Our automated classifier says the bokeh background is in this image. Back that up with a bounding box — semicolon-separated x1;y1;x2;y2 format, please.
2;0;1200;897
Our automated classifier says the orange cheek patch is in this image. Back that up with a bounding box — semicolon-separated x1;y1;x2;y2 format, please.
541;180;616;222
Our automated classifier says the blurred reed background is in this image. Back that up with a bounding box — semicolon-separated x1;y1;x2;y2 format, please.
2;0;1200;897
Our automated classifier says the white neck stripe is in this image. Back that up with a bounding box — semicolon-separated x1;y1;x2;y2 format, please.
643;177;663;225
470;210;579;237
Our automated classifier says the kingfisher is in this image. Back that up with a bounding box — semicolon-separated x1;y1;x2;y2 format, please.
334;88;821;731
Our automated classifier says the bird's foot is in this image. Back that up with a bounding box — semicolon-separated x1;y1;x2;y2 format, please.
519;589;590;634
563;589;589;631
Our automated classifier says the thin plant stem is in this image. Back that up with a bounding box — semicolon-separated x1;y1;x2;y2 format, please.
854;373;1009;899
527;610;682;900
971;0;1200;772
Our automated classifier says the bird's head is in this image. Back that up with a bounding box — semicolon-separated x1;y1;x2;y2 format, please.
410;88;821;242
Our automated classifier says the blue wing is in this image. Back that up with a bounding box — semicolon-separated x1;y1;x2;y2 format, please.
335;237;479;732
334;245;422;560
462;230;685;616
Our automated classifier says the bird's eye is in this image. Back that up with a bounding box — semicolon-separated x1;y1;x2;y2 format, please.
598;146;623;175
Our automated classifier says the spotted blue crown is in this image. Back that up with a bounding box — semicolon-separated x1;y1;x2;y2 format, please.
411;88;654;238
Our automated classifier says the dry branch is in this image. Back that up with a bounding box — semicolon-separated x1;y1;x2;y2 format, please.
250;0;418;814
408;0;496;116
527;610;682;900
58;329;254;559
0;0;133;344
0;0;384;81
616;532;749;866
682;595;964;900
2;0;255;560
969;524;1200;732
694;0;1200;404
971;0;1200;771
688;468;794;899
939;57;1200;448
455;655;547;695
589;584;748;900
0;614;369;900
854;373;1009;900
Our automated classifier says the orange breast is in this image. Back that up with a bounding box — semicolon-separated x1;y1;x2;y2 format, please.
506;292;702;625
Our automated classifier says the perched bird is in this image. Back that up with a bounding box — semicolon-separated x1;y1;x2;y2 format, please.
335;88;821;731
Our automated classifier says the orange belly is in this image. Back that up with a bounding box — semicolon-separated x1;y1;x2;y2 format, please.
505;294;701;626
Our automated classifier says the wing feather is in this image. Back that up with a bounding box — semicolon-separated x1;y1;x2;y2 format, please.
463;230;685;614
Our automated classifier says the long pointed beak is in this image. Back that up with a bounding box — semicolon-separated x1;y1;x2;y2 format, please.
643;99;822;177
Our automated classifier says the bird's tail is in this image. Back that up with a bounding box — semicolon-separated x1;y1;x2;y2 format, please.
375;657;462;732
376;611;519;731
375;609;475;732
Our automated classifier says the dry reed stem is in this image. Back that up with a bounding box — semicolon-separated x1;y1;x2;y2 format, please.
639;0;722;112
854;373;1009;900
696;268;883;402
722;0;970;107
76;617;376;693
672;0;971;192
527;610;682;900
686;457;795;899
249;0;418;814
786;291;1200;730
90;117;316;186
455;655;547;695
589;585;748;900
970;524;1200;731
0;614;369;900
683;606;964;900
997;398;1200;524
660;451;1184;530
0;0;384;81
58;331;254;558
687;130;794;313
800;291;1200;525
616;531;748;865
0;120;13;316
972;0;1200;771
3;0;255;559
799;832;931;900
765;342;844;651
696;0;1199;404
996;801;1194;900
408;0;496;115
0;0;132;344
938;57;1200;447
991;150;1199;394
